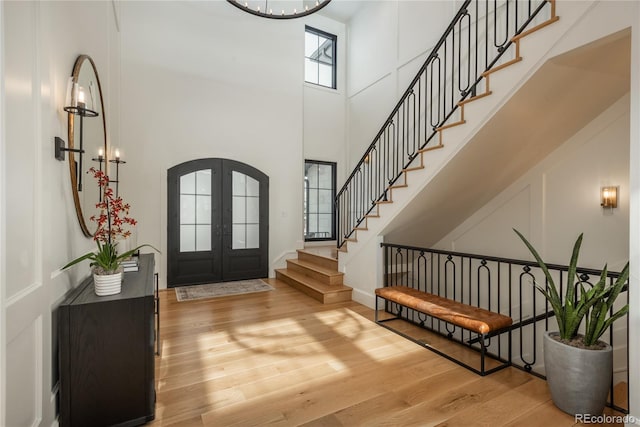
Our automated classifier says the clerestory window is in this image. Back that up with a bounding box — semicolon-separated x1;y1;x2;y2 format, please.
305;26;337;89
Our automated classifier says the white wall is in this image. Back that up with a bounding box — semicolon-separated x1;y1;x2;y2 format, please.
346;1;458;171
1;2;6;422
118;2;348;287
628;1;640;424
1;1;119;425
303;13;347;186
434;94;630;271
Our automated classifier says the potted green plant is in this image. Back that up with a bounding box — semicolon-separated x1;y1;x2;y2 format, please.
514;229;629;416
63;168;158;296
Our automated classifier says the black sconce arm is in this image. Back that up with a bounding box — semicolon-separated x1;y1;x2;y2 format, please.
54;136;84;161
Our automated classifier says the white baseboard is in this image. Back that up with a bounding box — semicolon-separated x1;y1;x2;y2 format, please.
271;250;299;273
351;288;375;309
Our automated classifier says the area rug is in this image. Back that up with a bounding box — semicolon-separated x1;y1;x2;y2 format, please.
175;279;274;302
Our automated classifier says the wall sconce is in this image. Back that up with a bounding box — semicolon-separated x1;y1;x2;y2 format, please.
54;137;80;161
56;79;99;192
600;186;618;209
92;148;106;201
108;149;126;198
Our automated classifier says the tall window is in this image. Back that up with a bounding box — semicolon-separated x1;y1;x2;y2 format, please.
305;26;336;89
304;160;336;241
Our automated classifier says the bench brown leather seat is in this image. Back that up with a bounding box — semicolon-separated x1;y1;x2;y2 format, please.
375;285;512;334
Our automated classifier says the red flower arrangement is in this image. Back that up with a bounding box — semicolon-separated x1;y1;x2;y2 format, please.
63;168;158;275
89;168;137;244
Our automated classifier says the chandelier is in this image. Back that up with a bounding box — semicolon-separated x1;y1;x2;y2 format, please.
227;0;332;19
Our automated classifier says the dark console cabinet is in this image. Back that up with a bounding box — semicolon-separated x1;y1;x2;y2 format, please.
58;254;156;427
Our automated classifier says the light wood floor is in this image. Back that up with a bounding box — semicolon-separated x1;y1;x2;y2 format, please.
151;279;622;427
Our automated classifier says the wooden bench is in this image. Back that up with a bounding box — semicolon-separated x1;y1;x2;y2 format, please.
375;285;513;375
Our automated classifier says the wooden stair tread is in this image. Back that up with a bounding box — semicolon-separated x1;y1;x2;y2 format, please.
512;15;559;41
297;250;338;271
276;269;352;304
418;143;444;153
402;165;424;173
390;183;408;189
276;269;351;293
436;119;466;132
297;248;337;262
481;56;523;77
286;258;344;278
458;91;492;106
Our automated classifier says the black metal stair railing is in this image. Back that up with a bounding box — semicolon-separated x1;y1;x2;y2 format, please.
336;0;555;248
381;242;629;414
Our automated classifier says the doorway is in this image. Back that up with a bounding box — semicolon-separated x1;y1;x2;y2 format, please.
167;158;269;287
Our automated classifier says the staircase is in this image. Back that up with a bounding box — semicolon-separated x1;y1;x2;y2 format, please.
332;0;631;308
337;0;560;254
276;247;352;304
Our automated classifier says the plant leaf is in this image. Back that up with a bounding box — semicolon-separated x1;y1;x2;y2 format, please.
515;229;568;338
116;244;161;263
62;252;98;270
562;233;582;339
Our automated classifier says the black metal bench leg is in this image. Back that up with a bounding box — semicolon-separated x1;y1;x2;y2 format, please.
480;334;486;375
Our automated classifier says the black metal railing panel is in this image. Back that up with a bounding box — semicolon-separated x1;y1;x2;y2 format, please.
337;0;554;247
381;242;629;413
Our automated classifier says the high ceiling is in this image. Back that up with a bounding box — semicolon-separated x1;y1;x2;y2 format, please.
317;0;362;23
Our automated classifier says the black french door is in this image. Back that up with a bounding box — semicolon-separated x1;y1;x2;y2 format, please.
167;158;269;287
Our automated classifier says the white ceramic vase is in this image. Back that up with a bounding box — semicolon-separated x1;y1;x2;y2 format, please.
93;272;123;296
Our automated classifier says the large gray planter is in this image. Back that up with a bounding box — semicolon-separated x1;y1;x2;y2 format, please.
543;331;612;416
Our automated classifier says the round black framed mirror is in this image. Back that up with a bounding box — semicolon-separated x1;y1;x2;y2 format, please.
66;54;107;237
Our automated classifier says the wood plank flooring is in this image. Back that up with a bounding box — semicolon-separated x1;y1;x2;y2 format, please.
151;279;622;427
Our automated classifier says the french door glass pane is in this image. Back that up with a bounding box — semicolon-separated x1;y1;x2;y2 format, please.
180;172;195;194
195;195;211;224
232;224;245;249
232;171;246;196
232;171;260;249
180;195;196;224
232;196;246;223
180;225;195;252
196;170;211;195
246;197;259;223
196;225;211;252
246;224;259;248
247;177;259;197
179;169;212;252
